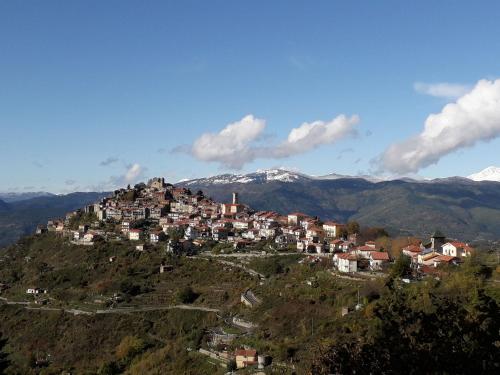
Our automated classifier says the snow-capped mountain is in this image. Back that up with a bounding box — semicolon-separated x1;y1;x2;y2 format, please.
180;169;310;185
180;168;382;186
467;166;500;182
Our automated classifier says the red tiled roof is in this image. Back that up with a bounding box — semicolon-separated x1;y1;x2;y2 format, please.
403;245;421;253
336;253;357;260
235;349;257;357
370;251;390;261
435;255;456;263
355;245;379;251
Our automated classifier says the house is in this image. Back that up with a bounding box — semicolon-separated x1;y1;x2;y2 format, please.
364;241;377;249
222;192;245;216
121;221;130;234
148;177;165;190
275;233;295;249
149;230;166;243
184;226;199;240
306;242;326;254
35;226;47;235
442;242;473;258
213;227;228;241
353;245;379;258
26;288;48;295
433;254;459;267
235;349;258;369
241;289;262;308
335;253;358;273
330;239;344;252
259;227;277;239
418;251;440;266
306;226;325;241
369;251;390;270
323;221;344;238
129;229;142;241
78;224;89;233
83;232;96;243
242;229;260;240
287;212;307;226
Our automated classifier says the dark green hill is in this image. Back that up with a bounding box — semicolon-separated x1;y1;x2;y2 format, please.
0;199;9;212
0;192;109;248
181;178;500;241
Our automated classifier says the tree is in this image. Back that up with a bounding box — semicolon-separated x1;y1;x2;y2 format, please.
390;254;411;278
346;221;360;235
177;286;198;304
311;283;500;374
0;333;10;373
115;336;145;361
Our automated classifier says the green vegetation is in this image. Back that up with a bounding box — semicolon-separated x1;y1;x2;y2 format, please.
311;277;500;374
248;254;303;277
0;232;499;373
390;253;412;278
177;286;198;304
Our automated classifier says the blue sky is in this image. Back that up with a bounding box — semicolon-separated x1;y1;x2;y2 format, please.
2;1;500;193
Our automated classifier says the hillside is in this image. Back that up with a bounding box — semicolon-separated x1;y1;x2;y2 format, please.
180;172;500;241
0;192;109;248
0;199;9;212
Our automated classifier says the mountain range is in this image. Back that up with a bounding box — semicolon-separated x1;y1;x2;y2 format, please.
0;191;55;203
1;167;500;248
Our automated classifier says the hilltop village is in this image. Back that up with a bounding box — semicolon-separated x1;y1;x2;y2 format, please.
39;177;473;276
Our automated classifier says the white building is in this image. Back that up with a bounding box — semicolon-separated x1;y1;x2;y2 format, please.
335;253;358;273
129;229;142;241
441;242;473;258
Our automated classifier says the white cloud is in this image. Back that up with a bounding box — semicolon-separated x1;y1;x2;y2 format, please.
414;82;471;99
124;163;144;183
89;163;148;191
273;115;359;158
380;78;500;174
184;114;359;169
190;115;266;169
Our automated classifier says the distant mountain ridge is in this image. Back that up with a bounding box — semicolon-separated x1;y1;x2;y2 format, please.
0;192;109;248
180;168;389;186
0;191;55;203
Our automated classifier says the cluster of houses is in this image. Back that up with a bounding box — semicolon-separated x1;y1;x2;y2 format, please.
401;231;474;272
332;240;390;273
36;177;359;256
36;178;475;277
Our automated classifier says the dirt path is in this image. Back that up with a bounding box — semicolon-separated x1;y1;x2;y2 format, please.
0;297;219;315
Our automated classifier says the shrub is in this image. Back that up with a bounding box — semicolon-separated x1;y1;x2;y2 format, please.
115;336;145;361
177;286;198;304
